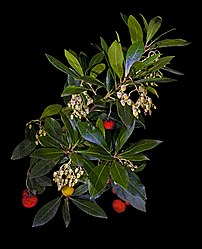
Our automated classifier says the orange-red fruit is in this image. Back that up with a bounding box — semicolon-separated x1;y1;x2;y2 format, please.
22;195;38;208
103;119;115;130
22;189;29;197
112;199;126;213
125;201;131;206
111;188;116;194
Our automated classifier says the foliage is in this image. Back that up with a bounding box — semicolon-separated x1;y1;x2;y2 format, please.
11;12;190;228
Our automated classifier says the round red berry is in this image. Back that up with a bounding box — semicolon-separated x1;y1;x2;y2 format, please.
112;199;126;213
22;195;38;208
103;119;115;130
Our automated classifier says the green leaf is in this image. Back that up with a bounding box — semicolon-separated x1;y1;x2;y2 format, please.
40;104;62;119
27;177;45;195
70;153;96;175
100;37;108;53
35;175;52;187
89;162;110;198
108;40;124;79
72;183;88;196
61;85;88;97
88;51;105;69
120;139;162;157
150;38;191;49
119;153;149;161
30;148;64;160
32;197;62;227
110;160;129;189
146;16;162;43
29;156;62;178
148;56;175;72
11;139;36;160
112;169;146;212
44;117;64;146
90;63;106;78
45;54;77;76
125;41;144;77
120;12;128;25
62;199;71;228
37;135;61;148
61;112;79;145
115;119;136;153
77;145;112;161
70;197;107;219
77;75;105;87
117;100;135;129
77;122;109;152
64;49;84;76
127;15;143;43
162;66;184;75
96;116;105;138
60;112;75;145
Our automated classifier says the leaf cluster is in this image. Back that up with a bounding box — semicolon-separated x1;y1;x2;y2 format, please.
11;12;190;228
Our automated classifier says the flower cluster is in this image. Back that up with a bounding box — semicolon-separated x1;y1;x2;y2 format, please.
11;12;189;228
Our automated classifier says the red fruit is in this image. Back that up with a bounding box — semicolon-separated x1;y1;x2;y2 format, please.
125;201;131;206
103;119;115;130
111;188;116;194
112;199;126;213
22;189;29;197
22;195;38;208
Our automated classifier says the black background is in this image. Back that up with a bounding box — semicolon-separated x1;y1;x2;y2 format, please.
3;0;199;248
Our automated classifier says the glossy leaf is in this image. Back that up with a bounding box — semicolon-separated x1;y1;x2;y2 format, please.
77;145;112;161
45;54;78;76
128;15;143;43
62;199;71;228
96;116;105;138
110;160;129;189
100;37;108;53
30;148;64;160
44;117;64;146
60;112;75;145
88;51;105;69
120;12;128;25
70;153;96;175
108;40;124;79
38;135;61;148
148;56;175;72
115;119;136;153
146;16;162;43
125;41;144;77
120;139;163;156
64;50;84;76
29;156;62;178
61;85;88;97
34;175;52;187
11;139;36;160
27;177;45;195
117;100;135;129
90;63;106;78
77;122;109;152
119;153;149;161
32;197;62;227
70;197;107;219
150;38;191;49
40;104;62;119
77;75;105;87
72;183;88;196
137;77;177;84
89;162;110;198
